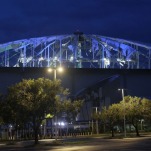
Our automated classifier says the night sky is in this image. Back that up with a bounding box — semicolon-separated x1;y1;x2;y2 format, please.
0;0;151;44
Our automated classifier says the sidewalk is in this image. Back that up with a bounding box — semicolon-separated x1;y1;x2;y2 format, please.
1;133;151;147
0;139;56;147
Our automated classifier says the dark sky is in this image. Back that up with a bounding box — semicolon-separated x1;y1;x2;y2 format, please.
0;0;151;44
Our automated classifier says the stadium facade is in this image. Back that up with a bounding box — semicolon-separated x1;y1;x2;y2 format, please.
0;33;151;132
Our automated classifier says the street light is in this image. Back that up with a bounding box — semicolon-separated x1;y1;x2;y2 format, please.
118;88;126;137
48;66;63;80
48;67;63;140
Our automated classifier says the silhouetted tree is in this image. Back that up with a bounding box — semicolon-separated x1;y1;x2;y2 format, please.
5;78;61;144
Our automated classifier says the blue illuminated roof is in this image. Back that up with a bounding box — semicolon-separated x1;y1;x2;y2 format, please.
0;34;151;69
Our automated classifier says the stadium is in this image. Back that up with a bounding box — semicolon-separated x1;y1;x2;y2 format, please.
0;32;151;135
0;31;151;69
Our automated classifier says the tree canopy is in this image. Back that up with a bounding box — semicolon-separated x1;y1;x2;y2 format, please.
100;103;122;137
96;95;151;137
2;78;83;144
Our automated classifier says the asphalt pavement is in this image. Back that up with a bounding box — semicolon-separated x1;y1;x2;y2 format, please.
0;136;151;151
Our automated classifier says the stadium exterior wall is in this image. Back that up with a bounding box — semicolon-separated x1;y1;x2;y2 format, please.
0;68;151;100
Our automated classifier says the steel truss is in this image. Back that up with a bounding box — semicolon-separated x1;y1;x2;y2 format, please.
0;33;151;69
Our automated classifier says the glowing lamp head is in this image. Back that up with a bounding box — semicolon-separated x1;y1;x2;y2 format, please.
48;68;53;72
58;67;63;72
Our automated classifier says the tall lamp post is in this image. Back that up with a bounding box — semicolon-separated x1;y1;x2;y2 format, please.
92;107;99;134
118;88;126;137
48;66;63;81
48;67;63;140
95;107;99;135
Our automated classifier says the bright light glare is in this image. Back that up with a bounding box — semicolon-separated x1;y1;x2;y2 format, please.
48;67;63;72
54;56;57;60
55;122;65;126
58;67;63;72
58;122;65;126
61;122;65;126
48;68;53;72
70;56;74;61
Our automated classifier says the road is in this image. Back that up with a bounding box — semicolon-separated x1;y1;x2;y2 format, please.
0;136;151;151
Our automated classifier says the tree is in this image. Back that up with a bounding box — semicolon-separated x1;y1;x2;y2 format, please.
53;90;83;137
55;96;83;138
94;95;151;137
4;78;84;143
123;96;144;136
52;87;83;122
0;94;4;124
62;99;84;123
5;78;62;144
141;98;151;128
100;103;122;137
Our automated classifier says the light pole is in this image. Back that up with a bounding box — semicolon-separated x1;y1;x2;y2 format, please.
118;88;126;137
140;119;144;130
48;67;63;140
95;107;99;135
92;107;99;134
48;66;63;80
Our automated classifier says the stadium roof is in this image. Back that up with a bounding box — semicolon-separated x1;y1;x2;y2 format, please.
0;32;151;69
